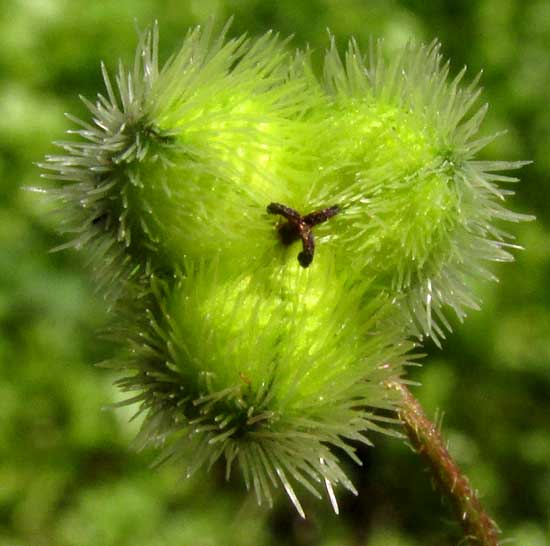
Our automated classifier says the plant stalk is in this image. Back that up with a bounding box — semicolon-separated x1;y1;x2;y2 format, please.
387;381;500;546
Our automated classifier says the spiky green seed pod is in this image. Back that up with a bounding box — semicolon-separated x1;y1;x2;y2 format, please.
299;38;533;343
41;22;322;290
40;22;530;514
113;256;412;515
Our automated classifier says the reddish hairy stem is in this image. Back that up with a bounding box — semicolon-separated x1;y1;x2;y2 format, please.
387;381;500;546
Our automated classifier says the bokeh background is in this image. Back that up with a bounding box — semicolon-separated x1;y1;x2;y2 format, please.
1;1;549;545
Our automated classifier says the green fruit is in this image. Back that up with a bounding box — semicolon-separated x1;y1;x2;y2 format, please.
42;22;531;514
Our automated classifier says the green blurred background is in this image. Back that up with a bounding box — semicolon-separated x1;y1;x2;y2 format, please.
1;1;549;545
